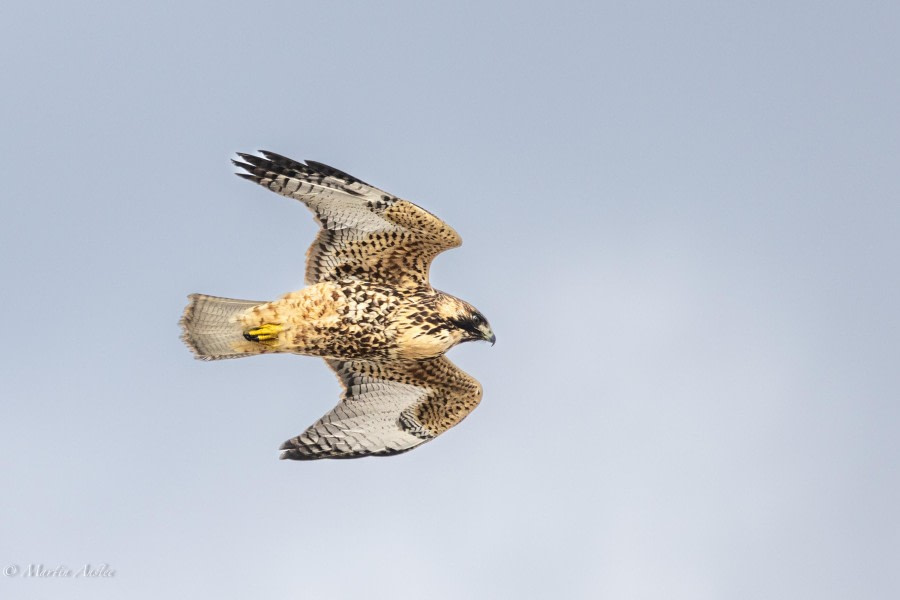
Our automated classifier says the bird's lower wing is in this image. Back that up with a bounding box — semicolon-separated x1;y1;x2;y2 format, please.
279;356;483;460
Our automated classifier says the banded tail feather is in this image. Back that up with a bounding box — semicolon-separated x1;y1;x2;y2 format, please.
180;294;265;360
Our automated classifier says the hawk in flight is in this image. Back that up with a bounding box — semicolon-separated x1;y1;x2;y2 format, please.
180;151;495;460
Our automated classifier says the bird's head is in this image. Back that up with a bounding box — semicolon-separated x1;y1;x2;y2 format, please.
437;294;496;346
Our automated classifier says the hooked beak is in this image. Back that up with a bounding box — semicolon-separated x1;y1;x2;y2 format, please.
484;329;496;346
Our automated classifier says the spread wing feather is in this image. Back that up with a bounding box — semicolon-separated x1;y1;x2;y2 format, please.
279;356;482;460
233;151;462;288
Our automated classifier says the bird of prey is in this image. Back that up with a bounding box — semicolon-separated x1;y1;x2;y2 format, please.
180;151;495;460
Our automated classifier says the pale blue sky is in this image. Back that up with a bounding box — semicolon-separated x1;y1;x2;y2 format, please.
2;1;899;599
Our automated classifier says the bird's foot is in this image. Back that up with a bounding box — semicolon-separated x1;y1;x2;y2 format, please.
244;323;283;344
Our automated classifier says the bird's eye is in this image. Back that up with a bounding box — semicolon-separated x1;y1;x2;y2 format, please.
472;314;482;325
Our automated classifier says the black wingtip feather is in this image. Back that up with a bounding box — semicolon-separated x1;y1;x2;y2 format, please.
258;149;285;161
305;159;372;186
236;152;259;164
259;150;303;168
232;159;256;171
280;452;318;461
235;153;274;170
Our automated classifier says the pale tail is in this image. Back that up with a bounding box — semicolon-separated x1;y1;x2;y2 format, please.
180;294;265;360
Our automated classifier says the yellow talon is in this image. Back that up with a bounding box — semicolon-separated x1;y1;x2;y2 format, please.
244;323;284;344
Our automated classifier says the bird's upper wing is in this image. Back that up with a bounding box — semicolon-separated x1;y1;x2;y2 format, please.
279;356;482;460
233;151;462;289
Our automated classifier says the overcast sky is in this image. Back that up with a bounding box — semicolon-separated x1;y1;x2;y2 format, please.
2;2;899;599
